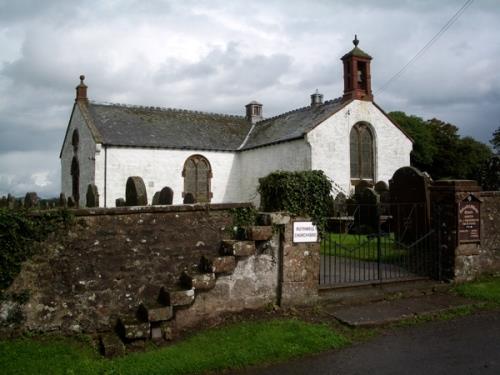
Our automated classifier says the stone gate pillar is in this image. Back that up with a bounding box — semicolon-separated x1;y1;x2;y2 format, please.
430;180;481;281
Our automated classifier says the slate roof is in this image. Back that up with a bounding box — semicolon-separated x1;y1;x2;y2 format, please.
86;103;251;151
81;98;348;152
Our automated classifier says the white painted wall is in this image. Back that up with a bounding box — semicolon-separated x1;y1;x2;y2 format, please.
103;147;238;207
238;139;311;206
60;105;97;205
307;100;412;195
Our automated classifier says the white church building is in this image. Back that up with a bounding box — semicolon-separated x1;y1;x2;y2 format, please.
60;37;412;207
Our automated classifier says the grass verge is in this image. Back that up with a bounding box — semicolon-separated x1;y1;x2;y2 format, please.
0;319;349;375
453;276;500;304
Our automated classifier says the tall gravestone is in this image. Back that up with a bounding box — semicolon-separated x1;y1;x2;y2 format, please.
159;187;174;205
24;192;39;209
357;188;379;233
125;176;148;206
59;193;67;208
183;193;196;204
86;184;99;208
152;192;161;205
7;194;16;210
389;166;432;243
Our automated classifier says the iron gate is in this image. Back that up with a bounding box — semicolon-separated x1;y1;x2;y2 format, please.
320;202;441;286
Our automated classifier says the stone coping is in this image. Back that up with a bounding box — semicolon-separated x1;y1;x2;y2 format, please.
480;191;500;197
31;202;253;217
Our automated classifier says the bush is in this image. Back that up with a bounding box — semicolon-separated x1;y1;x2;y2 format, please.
258;170;333;234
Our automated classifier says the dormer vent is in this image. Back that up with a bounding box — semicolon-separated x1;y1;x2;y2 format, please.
245;101;263;124
310;89;323;107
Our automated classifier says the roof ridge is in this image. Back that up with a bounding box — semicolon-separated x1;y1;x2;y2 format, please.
254;96;342;125
88;100;246;120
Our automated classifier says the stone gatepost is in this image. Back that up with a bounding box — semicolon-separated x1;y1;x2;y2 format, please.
261;213;320;306
430;180;481;281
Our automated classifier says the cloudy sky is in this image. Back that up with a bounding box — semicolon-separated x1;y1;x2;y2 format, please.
0;0;499;197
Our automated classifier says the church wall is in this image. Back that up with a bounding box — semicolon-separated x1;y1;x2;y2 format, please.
307;100;412;195
103;147;239;207
60;106;97;206
238;139;311;206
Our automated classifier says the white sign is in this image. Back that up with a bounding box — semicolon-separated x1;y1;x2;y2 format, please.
293;221;318;243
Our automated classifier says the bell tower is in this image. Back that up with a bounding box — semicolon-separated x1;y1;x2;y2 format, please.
341;35;373;102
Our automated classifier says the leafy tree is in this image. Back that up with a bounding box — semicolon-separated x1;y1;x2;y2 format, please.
456;137;493;180
491;126;500;155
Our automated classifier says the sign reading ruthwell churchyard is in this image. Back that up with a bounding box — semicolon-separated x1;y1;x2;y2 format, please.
293;221;318;243
458;195;480;243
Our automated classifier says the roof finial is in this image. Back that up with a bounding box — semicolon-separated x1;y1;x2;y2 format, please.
353;34;359;47
79;75;85;84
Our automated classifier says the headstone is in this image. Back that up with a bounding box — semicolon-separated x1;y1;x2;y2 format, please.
389;166;432;244
59;193;67;208
183;193;196;204
333;192;347;216
357;188;379;232
355;180;372;195
0;196;6;208
152;191;161;205
115;198;126;207
375;180;390;213
86;184;99;208
125;176;148;206
24;192;39;208
7;194;16;209
159;186;174;205
374;181;389;195
67;196;76;208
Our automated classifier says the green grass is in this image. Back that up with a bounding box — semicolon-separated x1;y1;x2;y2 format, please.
320;232;406;263
454;276;500;303
0;319;349;375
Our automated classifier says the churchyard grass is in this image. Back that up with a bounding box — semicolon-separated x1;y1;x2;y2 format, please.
0;319;349;375
320;232;406;263
454;276;500;304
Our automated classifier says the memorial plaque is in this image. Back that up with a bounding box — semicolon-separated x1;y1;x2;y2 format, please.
458;195;480;243
293;221;318;243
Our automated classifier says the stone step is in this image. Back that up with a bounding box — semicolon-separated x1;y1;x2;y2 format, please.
99;333;125;358
159;286;195;307
180;271;216;291
138;302;173;322
221;240;256;257
200;255;236;274
117;316;150;340
245;226;274;241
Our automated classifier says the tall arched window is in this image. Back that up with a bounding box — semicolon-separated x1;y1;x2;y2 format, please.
71;156;80;205
182;155;212;203
71;129;79;153
350;123;374;183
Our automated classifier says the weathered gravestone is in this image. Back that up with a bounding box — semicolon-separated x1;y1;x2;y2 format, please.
375;180;390;214
152;192;161;205
355;180;373;196
125;176;148;206
86;184;99;208
59;193;67;208
24;192;39;208
115;198;126;207
183;193;196;204
389;166;432;244
67;196;76;208
356;188;379;232
159;187;174;205
328;192;351;233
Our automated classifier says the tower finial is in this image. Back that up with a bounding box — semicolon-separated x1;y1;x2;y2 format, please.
353;34;359;47
79;75;85;84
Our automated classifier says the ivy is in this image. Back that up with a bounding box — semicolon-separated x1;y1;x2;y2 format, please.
229;206;258;240
258;170;333;235
0;208;73;290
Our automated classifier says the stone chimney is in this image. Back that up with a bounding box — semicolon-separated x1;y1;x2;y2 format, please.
310;89;323;107
245;101;263;124
75;75;88;104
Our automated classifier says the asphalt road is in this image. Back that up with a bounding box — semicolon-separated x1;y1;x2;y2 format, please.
232;309;500;375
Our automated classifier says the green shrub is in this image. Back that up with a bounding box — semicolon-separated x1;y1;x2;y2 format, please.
0;208;72;290
258;170;333;234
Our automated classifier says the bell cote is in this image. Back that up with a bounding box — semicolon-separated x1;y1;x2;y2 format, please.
341;35;373;102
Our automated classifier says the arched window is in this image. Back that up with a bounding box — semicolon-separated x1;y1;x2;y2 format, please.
182;155;212;203
71;156;80;205
72;129;79;153
350;123;374;183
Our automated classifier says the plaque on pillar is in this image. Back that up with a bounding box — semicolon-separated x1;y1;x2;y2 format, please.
458;194;481;244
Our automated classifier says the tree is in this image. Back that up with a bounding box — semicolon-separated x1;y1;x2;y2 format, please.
456;137;493;180
491;126;500;155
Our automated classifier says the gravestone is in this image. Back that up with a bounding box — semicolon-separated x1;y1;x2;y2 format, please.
357;188;379;232
159;187;174;205
152;192;161;205
86;184;99;208
0;196;6;208
183;193;196;204
355;180;372;196
333;192;347;216
7;194;16;209
67;196;76;208
375;180;390;213
389;166;432;244
59;193;67;208
115;198;126;207
24;192;39;208
125;176;148;206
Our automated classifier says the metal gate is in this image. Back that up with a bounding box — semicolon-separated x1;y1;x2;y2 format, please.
320;202;441;286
